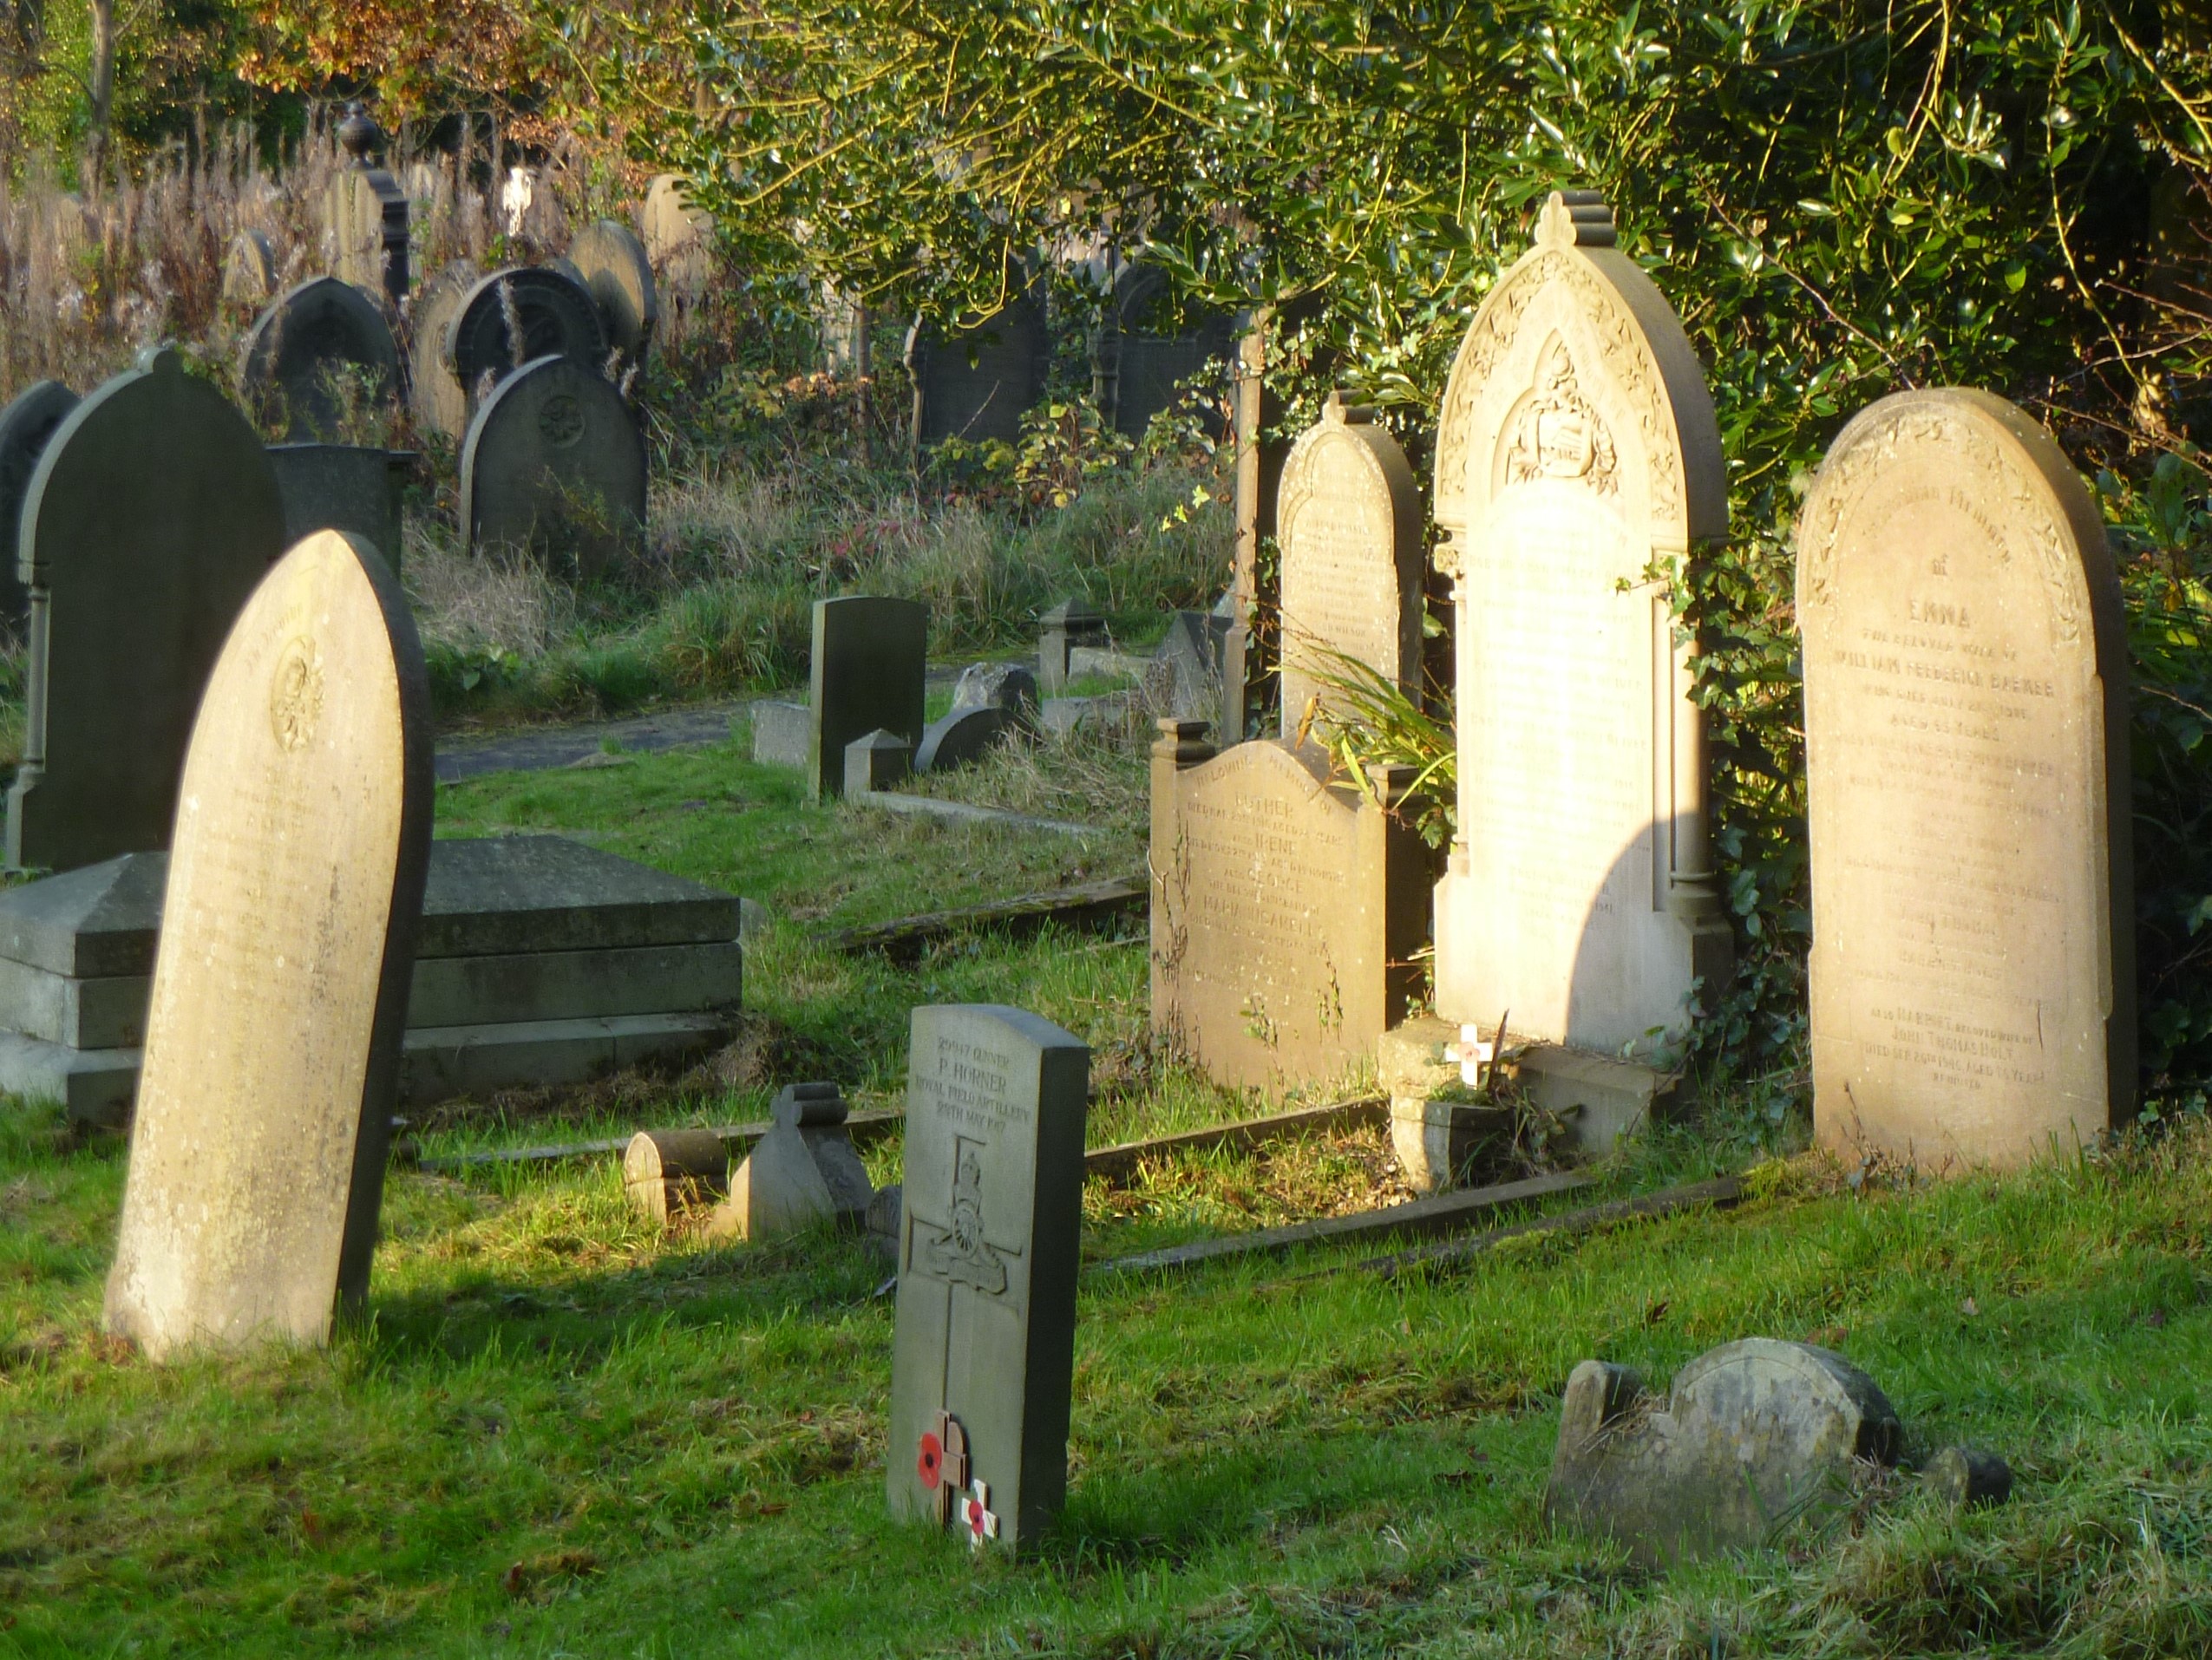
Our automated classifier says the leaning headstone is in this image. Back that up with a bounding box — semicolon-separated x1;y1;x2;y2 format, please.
1427;188;1732;1093
952;662;1039;722
446;266;609;409
408;258;479;439
916;705;1017;774
569;219;658;369
1095;262;1236;440
221;228;276;306
1151;722;1429;1089
239;276;402;441
326;108;409;304
888;1004;1088;1552
460;354;646;579
1275;394;1423;729
103;528;434;1359
266;444;410;572
1544;1339;1901;1566
707;1082;873;1241
808;596;926;801
1797;389;2134;1167
907;293;1050;447
9;348;286;873
0;380;78;632
1037;598;1108;695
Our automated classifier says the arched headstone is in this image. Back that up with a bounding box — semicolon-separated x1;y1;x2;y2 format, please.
0;380;78;633
1797;389;2134;1167
8;348;287;872
221;229;276;307
239;275;401;441
445;266;609;408
1427;189;1732;1074
906;293;1050;447
569;219;658;367
641;174;715;309
1096;262;1235;439
408;258;479;440
460;355;645;579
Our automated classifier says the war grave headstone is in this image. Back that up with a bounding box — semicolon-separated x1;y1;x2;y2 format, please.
266;443;411;572
446;266;609;411
0;832;745;1126
326;108;410;305
1274;394;1423;731
1544;1340;1901;1566
221;228;276;307
461;354;646;579
239;276;402;441
569;219;658;369
0;380;78;633
1416;188;1733;1147
103;528;433;1359
780;596;926;801
707;1081;873;1241
1095;262;1236;441
409;258;480;439
906;294;1050;447
1150;721;1429;1092
1796;389;2134;1168
888;1003;1088;1553
9;347;288;874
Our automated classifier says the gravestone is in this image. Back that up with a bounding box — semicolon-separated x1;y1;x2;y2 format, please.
808;596;926;801
1147;609;1228;722
1545;1340;1901;1566
641;174;715;309
1037;598;1107;694
1275;394;1423;729
819;282;868;375
623;1127;729;1222
907;294;1050;447
707;1082;873;1241
1095;262;1236;440
1796;389;2134;1167
845;729;915;794
239;276;402;441
460;354;646;579
1151;722;1429;1090
326;108;409;304
445;266;609;409
916;663;1037;774
266;444;409;572
408;259;479;439
103;528;433;1359
9;348;287;873
568;219;658;368
1427;189;1732;1078
0;380;78;632
952;662;1039;722
221;229;275;306
887;1003;1088;1553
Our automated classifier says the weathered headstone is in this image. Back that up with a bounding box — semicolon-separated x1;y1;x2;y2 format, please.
0;380;78;632
1095;262;1235;440
1544;1339;1900;1566
1037;598;1108;695
1275;394;1423;729
1151;722;1429;1089
1428;188;1732;1081
445;267;609;409
641;173;715;305
1147;609;1228;722
568;219;658;368
808;596;926;801
103;528;433;1358
239;276;402;441
887;1004;1088;1552
408;258;479;440
1796;389;2134;1167
907;295;1050;447
9;348;286;873
819;281;869;375
221;229;276;307
460;354;646;579
916;663;1037;774
266;444;410;572
326;108;409;305
707;1082;873;1241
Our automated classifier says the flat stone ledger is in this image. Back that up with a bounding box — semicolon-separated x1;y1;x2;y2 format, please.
239;277;402;442
1274;396;1423;729
809;596;926;801
1151;726;1429;1091
1428;190;1733;1061
1797;389;2134;1167
907;297;1050;447
888;1004;1088;1553
105;529;433;1359
10;347;287;874
461;354;646;580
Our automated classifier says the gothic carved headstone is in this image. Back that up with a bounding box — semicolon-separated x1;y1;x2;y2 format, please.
103;529;433;1358
1427;189;1732;1068
887;1003;1088;1553
0;379;78;633
460;354;646;579
1797;389;2134;1167
239;276;402;441
907;295;1050;447
808;596;926;801
445;267;609;410
1095;262;1235;440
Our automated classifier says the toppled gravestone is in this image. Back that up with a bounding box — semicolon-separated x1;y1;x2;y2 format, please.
1544;1338;1900;1566
916;663;1038;774
706;1081;872;1242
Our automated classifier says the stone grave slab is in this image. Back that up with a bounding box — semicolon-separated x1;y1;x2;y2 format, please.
916;706;1016;774
907;295;1050;447
568;219;658;367
1146;609;1229;722
267;444;409;572
409;259;479;440
1275;395;1423;729
750;699;814;769
0;379;78;631
1545;1339;1901;1566
808;596;926;801
240;275;402;441
1096;263;1235;440
1150;723;1429;1090
222;229;276;306
104;528;433;1358
1427;189;1732;1068
888;1004;1088;1552
1796;389;2134;1167
9;347;287;873
461;354;646;578
446;266;609;408
707;1081;872;1241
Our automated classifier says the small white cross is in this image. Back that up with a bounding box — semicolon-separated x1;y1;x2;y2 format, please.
1445;1023;1494;1087
960;1478;1000;1549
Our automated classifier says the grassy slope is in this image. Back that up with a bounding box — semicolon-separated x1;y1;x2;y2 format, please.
2;737;2209;1657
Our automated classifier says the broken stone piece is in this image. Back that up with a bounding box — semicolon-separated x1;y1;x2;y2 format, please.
622;1127;730;1223
705;1082;872;1243
1923;1446;2012;1509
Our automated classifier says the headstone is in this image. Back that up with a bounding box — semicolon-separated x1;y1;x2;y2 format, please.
1796;389;2134;1167
0;380;78;632
1544;1339;1901;1566
952;662;1039;722
808;596;926;801
916;705;1017;774
460;354;646;579
266;444;410;572
1147;610;1227;722
1274;395;1423;729
846;729;914;794
326;108;409;304
9;348;286;873
221;229;276;306
102;528;434;1359
239;276;402;441
887;1004;1088;1552
1428;188;1732;1074
707;1082;873;1241
568;219;658;367
1095;262;1235;440
624;1127;730;1222
408;259;479;440
750;699;813;769
907;294;1050;447
445;266;609;409
1037;598;1108;695
640;174;716;311
1151;722;1429;1089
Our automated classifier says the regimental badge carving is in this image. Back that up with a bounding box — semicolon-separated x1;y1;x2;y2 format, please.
1501;335;1618;495
268;638;324;752
910;1136;1019;1297
538;392;586;448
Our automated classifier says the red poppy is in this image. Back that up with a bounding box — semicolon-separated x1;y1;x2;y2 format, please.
917;1431;944;1488
965;1495;988;1539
